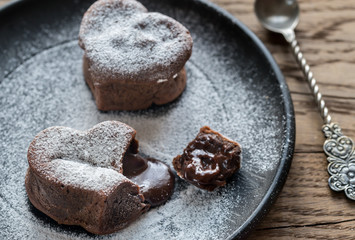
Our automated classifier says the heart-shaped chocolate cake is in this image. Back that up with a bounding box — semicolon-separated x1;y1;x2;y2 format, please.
79;0;193;110
25;121;174;235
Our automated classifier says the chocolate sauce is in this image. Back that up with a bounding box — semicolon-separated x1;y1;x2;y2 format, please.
122;153;175;207
173;126;241;191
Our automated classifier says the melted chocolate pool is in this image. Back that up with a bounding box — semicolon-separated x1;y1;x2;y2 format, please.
122;153;175;207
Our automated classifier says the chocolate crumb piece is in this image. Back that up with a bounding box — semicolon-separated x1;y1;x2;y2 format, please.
173;126;241;191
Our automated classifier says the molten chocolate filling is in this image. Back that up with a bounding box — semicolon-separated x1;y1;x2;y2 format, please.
122;153;175;207
173;126;241;191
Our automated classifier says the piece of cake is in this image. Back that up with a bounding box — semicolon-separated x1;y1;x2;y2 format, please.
173;126;241;191
25;121;174;235
79;0;193;111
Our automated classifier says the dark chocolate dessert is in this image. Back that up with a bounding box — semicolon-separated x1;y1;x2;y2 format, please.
79;0;193;111
173;126;241;191
25;121;174;235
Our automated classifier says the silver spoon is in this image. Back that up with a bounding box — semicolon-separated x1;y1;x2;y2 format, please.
255;0;355;200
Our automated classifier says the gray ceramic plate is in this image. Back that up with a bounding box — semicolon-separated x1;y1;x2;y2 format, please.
0;0;295;239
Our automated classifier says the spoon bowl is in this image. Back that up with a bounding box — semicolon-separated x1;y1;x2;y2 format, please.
254;0;299;34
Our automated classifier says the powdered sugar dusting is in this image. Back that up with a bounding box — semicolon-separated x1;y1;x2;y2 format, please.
79;0;192;81
49;159;127;192
0;40;287;239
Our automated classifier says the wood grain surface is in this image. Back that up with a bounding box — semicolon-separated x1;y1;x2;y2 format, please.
1;0;354;239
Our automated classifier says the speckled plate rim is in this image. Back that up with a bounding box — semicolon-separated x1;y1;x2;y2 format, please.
0;0;295;239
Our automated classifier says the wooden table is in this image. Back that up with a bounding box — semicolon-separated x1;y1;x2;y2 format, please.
1;0;354;239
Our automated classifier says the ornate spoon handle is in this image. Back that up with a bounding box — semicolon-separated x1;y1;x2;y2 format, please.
283;30;355;200
284;30;331;124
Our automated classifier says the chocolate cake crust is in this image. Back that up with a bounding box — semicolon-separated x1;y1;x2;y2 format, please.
83;55;187;111
25;168;148;235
